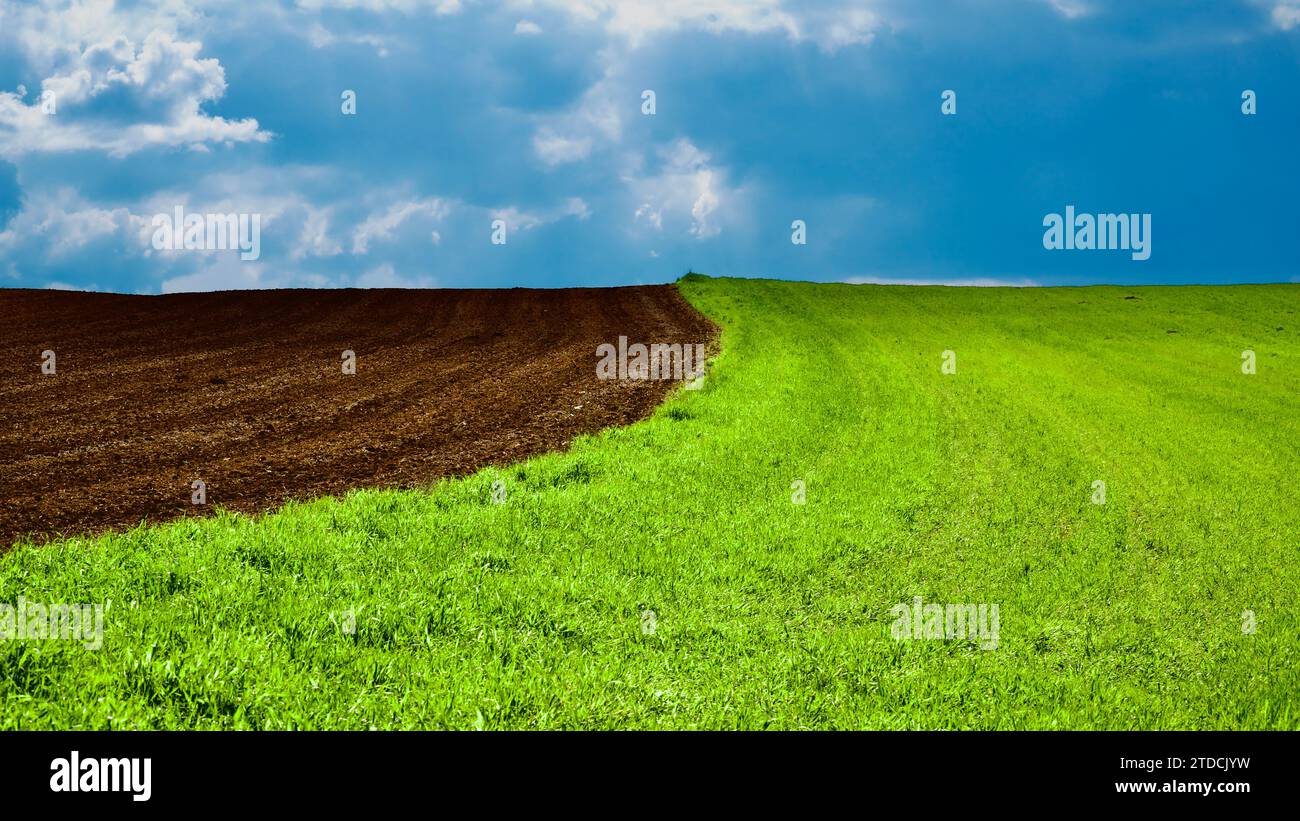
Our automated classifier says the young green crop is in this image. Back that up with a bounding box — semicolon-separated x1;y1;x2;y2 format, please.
1;275;1296;729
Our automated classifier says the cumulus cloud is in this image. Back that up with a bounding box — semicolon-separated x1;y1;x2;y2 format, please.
0;187;149;259
0;161;379;289
2;0;202;73
628;139;734;239
514;19;543;35
0;29;269;157
0;186;183;286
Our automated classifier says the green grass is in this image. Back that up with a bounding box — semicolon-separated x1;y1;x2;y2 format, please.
2;275;1297;729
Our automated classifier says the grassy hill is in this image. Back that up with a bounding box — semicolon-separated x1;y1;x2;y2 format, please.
2;275;1297;729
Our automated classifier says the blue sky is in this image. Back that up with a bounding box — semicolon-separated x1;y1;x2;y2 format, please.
0;0;1297;293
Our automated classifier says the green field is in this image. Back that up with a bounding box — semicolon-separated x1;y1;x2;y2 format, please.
2;275;1297;729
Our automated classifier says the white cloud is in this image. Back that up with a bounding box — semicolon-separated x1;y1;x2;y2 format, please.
821;8;884;50
689;180;720;237
294;207;344;260
491;206;543;232
0;169;346;288
528;60;623;168
627;139;734;239
1046;0;1090;20
491;196;591;231
563;197;592;220
533;129;594;165
295;0;462;13
2;0;203;75
1272;3;1300;29
352;198;451;253
0;188;147;258
0;29;269;157
528;0;883;51
634;203;662;230
133;172;322;260
305;22;391;56
0;166;362;293
525;3;883;178
514;19;544;35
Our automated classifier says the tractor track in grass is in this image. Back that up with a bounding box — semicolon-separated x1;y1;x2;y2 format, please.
0;284;717;548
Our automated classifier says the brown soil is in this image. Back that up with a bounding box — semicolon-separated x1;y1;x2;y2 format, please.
0;285;716;548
